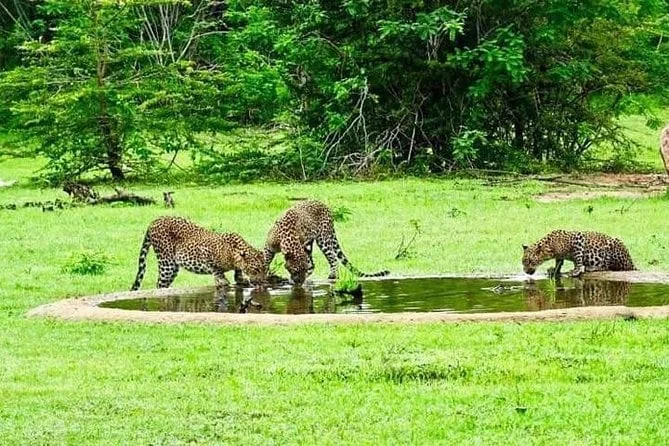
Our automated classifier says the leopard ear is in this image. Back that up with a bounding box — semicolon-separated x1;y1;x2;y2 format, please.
522;244;529;251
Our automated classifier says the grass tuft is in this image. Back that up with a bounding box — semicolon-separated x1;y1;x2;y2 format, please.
61;250;113;275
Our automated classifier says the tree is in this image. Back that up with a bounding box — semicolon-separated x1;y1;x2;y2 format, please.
0;0;285;182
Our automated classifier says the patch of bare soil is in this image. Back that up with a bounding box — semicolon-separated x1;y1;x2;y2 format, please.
581;173;669;188
26;272;669;325
535;173;668;202
536;190;654;203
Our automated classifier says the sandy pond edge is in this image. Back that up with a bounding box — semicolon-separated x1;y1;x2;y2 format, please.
26;272;669;325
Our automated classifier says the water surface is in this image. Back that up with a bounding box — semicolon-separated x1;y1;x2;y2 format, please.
100;277;669;314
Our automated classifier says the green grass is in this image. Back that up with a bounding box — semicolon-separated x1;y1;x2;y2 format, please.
1;157;669;443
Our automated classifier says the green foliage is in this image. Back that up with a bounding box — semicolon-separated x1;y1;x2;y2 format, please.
62;250;112;275
237;0;669;173
195;131;325;182
1;0;668;182
332;205;352;222
333;266;360;293
0;0;289;183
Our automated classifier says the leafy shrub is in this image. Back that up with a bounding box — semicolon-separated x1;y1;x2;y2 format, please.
332;206;352;222
254;0;668;172
62;250;112;276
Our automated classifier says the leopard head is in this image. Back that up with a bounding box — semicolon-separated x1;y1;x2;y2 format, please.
283;249;308;286
239;249;267;286
522;243;553;275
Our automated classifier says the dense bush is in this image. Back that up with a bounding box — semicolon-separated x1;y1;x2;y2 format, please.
245;0;669;173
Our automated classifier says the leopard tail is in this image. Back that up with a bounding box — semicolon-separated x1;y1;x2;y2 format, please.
131;231;152;291
334;237;389;278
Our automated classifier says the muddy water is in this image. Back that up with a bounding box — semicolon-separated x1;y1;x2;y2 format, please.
99;277;669;315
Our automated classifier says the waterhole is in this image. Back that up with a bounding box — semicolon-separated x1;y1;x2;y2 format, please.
99;277;669;315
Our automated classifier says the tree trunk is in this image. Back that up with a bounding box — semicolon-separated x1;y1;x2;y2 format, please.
513;116;524;151
94;10;124;181
97;107;124;180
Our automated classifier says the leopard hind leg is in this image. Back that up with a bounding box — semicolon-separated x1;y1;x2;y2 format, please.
213;267;230;290
157;260;179;288
582;248;608;273
152;243;179;288
315;236;339;280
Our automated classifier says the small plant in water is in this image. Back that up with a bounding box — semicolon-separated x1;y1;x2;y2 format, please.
266;258;291;286
334;266;360;293
395;219;422;260
332;205;352;222
62;250;112;275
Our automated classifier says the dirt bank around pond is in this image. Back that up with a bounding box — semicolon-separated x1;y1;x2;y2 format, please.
26;272;669;325
534;173;668;202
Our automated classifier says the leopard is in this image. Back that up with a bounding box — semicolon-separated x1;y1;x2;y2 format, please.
131;216;266;290
264;200;389;285
522;229;635;277
661;125;669;176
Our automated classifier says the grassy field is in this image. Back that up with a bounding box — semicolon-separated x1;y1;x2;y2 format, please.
1;156;669;443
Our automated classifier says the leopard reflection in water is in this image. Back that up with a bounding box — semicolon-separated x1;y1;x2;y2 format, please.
141;287;272;313
285;287;365;314
133;285;358;314
224;287;271;314
524;278;631;311
285;286;315;314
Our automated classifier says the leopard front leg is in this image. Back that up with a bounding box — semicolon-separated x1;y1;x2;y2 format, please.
554;258;564;276
234;269;251;287
305;241;315;277
547;259;565;278
263;247;276;274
